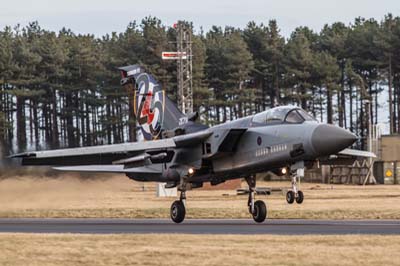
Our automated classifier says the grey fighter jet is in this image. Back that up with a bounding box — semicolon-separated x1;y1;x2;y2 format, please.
11;65;375;223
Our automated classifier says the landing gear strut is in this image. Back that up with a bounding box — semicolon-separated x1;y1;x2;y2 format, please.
170;176;188;223
246;176;267;223
286;163;305;204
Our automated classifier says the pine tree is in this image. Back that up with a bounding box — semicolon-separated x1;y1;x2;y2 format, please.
192;34;210;120
311;52;340;123
223;28;254;119
283;29;314;110
205;26;226;123
318;22;349;127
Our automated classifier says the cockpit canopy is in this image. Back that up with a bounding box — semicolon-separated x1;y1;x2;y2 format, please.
252;106;317;125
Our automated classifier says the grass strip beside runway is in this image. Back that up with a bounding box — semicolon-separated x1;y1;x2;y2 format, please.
0;234;399;266
1;177;400;220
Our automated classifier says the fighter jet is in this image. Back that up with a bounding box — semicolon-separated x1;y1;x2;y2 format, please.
11;65;375;223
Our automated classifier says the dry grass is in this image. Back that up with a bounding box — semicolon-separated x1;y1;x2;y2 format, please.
0;234;399;266
0;175;400;219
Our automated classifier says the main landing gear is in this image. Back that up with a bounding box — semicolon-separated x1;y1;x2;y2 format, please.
170;177;188;223
246;176;267;223
170;195;186;223
170;175;268;224
286;165;304;205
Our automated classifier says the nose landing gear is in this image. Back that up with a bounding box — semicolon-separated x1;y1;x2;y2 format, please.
286;162;305;205
286;190;304;204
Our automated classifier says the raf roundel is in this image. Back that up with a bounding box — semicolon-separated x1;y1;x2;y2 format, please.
257;136;262;146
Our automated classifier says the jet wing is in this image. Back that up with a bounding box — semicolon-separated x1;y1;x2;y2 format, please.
10;130;212;166
337;148;377;158
11;139;176;159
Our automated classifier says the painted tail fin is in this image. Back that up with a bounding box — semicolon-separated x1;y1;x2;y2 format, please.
119;65;187;141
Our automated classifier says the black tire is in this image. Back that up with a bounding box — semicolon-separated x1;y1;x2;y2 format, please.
286;191;295;204
170;200;186;223
252;200;267;223
296;190;304;204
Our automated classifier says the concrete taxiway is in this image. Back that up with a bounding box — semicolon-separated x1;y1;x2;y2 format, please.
0;218;399;234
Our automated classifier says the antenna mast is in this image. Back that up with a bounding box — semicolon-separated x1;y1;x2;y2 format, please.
175;21;193;114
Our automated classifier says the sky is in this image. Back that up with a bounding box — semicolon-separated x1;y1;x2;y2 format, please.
0;0;399;37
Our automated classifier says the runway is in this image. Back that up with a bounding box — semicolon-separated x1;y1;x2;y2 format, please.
0;218;399;234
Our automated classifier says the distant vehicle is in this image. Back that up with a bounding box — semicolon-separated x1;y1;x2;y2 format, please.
11;65;375;223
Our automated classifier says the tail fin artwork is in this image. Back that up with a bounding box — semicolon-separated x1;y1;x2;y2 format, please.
119;65;188;141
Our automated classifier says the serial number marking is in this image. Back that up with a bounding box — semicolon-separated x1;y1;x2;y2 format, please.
255;144;288;157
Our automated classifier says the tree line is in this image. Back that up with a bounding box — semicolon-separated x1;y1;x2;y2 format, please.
1;15;400;154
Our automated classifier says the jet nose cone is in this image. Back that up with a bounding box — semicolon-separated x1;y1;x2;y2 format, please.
311;124;357;156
